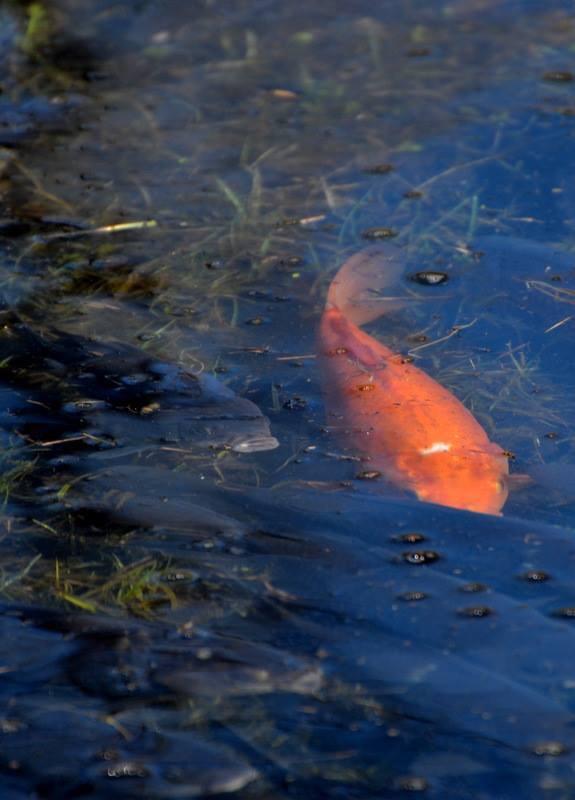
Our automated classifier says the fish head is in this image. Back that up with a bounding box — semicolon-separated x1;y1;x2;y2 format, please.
411;443;509;515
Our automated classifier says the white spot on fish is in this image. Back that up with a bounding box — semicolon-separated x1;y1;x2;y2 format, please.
419;442;452;456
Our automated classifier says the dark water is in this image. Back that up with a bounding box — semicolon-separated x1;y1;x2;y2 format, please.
1;0;575;796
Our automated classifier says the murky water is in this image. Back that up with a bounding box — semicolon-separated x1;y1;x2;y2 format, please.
1;0;575;796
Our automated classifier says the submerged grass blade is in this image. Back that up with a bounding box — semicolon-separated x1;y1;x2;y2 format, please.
216;178;246;218
0;553;42;592
59;592;98;613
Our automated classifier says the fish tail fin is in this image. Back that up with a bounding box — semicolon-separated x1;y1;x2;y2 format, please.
326;243;407;325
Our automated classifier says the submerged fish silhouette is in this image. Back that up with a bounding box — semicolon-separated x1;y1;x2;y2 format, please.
0;315;278;456
318;244;509;514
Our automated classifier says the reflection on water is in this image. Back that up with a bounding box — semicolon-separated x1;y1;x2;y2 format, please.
1;0;575;796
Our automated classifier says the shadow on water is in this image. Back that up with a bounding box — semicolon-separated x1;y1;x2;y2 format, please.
1;0;575;796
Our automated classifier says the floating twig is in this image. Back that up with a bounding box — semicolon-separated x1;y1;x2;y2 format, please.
276;354;316;361
526;280;575;305
545;316;572;334
408;318;478;356
37;219;158;242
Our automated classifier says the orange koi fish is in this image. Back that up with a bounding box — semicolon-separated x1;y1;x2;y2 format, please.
319;244;509;514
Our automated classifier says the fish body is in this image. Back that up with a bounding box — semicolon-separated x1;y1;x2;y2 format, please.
318;245;508;514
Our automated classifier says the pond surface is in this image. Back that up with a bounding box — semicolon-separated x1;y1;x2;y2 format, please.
1;0;575;797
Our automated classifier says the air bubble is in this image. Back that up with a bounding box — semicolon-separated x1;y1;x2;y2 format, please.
401;550;439;565
410;271;448;286
458;606;493;618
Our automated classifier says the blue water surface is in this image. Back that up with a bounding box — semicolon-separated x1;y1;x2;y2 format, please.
1;0;575;797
